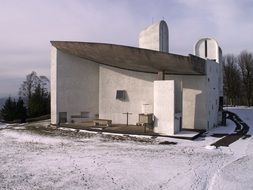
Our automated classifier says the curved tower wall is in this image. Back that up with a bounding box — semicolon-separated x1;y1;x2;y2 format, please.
195;38;221;63
139;20;169;52
195;38;223;96
195;38;223;127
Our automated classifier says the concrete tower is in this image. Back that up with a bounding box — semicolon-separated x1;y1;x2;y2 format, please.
139;20;169;52
195;38;223;97
195;38;224;126
195;38;222;63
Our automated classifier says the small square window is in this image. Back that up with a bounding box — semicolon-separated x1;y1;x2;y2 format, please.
116;90;126;100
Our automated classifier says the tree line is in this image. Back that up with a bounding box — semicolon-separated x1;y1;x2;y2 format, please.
0;71;50;122
223;50;253;106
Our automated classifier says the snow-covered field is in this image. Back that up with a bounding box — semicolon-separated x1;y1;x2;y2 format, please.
0;108;253;190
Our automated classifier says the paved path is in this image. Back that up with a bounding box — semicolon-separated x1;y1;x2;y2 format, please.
211;111;250;147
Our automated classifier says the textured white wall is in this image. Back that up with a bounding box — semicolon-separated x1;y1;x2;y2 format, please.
165;75;207;130
206;60;220;129
99;65;156;125
195;38;219;62
154;80;175;135
51;49;99;124
182;76;207;130
51;48;205;129
195;38;223;97
51;46;220;131
99;64;206;130
139;20;168;52
195;38;223;128
51;47;58;124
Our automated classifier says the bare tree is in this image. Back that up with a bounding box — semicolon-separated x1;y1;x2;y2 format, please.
223;54;241;106
19;71;40;101
19;71;50;103
238;51;253;106
19;71;50;117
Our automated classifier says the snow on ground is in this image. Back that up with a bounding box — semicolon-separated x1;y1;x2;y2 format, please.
0;107;253;190
209;107;253;190
0;122;7;129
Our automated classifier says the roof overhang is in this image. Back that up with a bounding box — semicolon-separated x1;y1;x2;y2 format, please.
51;41;206;75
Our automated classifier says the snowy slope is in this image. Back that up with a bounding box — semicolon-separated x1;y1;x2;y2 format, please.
209;107;253;190
0;107;252;190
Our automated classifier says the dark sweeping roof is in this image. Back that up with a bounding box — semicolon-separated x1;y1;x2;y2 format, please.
51;41;206;75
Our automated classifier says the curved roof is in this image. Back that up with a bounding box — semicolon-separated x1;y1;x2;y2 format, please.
51;41;206;75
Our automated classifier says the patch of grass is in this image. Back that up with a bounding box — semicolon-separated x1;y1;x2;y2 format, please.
19;124;166;144
25;124;57;136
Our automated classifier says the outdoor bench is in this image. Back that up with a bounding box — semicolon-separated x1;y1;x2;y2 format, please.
93;119;112;127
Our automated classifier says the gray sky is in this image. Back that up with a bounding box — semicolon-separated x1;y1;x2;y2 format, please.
1;0;253;97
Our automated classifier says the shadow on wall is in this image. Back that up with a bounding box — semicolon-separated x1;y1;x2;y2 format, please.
182;76;205;130
153;115;158;130
194;93;205;130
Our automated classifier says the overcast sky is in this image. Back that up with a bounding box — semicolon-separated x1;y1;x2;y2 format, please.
1;0;253;97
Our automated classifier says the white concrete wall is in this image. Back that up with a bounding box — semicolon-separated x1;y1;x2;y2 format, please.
195;38;223;128
173;60;221;131
99;64;206;130
182;76;207;130
99;65;156;125
139;20;168;52
195;38;223;97
51;45;219;131
206;60;220;129
51;49;210;130
51;49;99;124
51;47;58;124
165;75;207;130
154;80;175;135
195;38;220;62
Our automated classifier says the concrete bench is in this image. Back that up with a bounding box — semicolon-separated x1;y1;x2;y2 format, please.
93;119;112;127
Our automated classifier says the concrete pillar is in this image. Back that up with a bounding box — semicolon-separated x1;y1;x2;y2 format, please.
154;80;175;135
